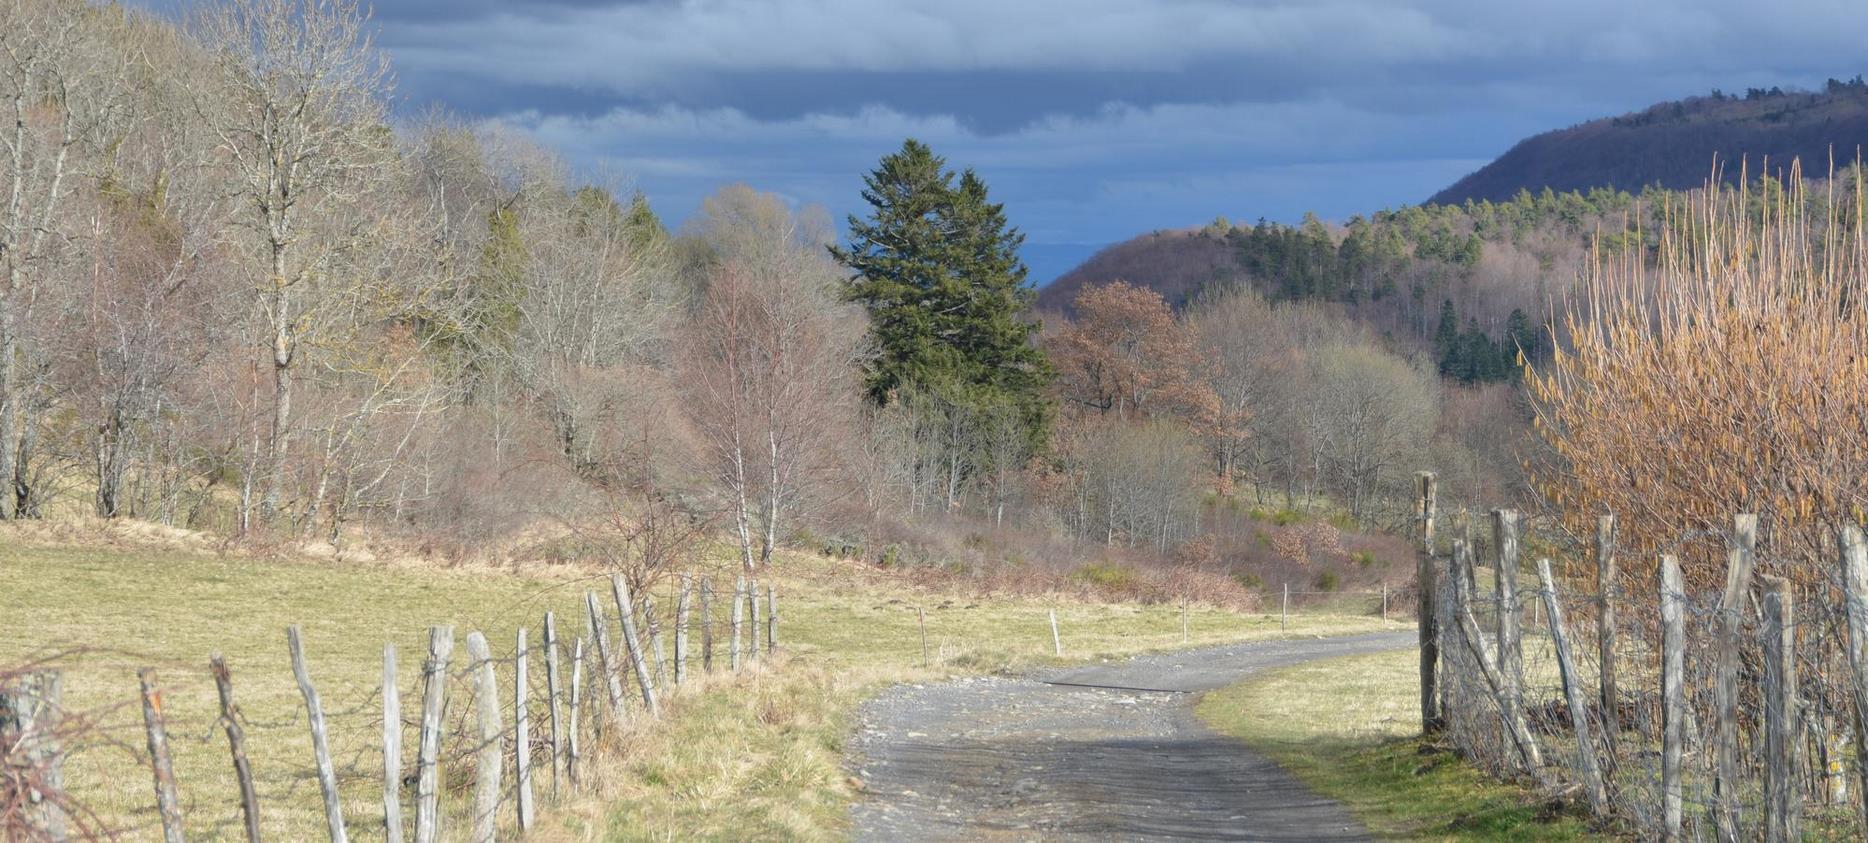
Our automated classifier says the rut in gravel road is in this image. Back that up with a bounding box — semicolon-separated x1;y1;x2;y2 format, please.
846;631;1415;842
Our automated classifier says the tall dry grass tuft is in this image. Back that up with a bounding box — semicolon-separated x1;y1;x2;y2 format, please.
1529;158;1868;589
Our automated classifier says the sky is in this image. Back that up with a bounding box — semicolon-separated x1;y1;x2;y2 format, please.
145;0;1868;282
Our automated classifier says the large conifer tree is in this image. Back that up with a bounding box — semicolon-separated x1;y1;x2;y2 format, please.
831;139;1051;449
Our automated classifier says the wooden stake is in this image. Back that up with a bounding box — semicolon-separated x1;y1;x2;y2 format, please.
1595;514;1619;764
1762;575;1799;843
700;578;715;673
1492;510;1525;773
1536;559;1607;817
1049;609;1062;656
611;574;660;715
414;626;453;843
584;591;626;723
515;628;535;832
730;576;745;671
1281;583;1289;631
210;657;262;843
1416;471;1441;733
382;644;404;843
1449;540;1545;781
287;626;348;843
567;637;585;787
465;632;501;843
138;669;186;843
543;612;563;794
918;607;929;666
1839;524;1868;828
1660;554;1685;842
8;671;68;841
766;584;779;652
1713;514;1757;843
747;574;762;661
675;574;691;685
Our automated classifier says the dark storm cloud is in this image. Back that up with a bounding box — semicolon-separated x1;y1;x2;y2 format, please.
130;0;1868;276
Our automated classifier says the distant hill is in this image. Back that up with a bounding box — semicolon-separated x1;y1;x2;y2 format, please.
1430;79;1868;205
1036;228;1236;314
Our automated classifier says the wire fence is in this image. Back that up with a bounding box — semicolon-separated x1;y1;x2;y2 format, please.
1422;471;1868;840
0;572;782;841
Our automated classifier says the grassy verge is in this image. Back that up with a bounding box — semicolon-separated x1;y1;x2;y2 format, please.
1;527;1403;839
1197;649;1603;841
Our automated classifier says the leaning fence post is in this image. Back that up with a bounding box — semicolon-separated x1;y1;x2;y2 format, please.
1595;514;1619;764
731;576;745;671
1049;609;1063;656
1449;540;1546;781
584;591;626;724
1713;514;1757;843
919;607;930;666
210;656;262;843
382;644;404;843
1761;575;1799;843
1536;559;1607;817
543;612;563;795
675;574;691;685
1660;554;1685;842
1492;509;1524;769
287;626;348;843
465;632;502;843
414;626;453;843
1840;524;1868;828
700;578;716;673
767;584;779;652
611;574;661;715
515;628;535;833
138;668;186;843
567;637;585;787
1416;471;1441;733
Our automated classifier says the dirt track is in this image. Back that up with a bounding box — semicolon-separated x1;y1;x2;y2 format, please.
847;631;1415;842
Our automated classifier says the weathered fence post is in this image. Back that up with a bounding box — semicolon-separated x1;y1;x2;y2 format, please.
731;576;746;671
584;591;626;723
1381;583;1388;622
1492;509;1524;771
414;626;453;843
1417;471;1441;733
675;574;691;685
382;644;404;843
1049;609;1062;656
747;574;763;661
1660;554;1685;842
611;574;661;716
210;656;262;843
543;612;563;794
1450;540;1546;781
1281;583;1289;631
700;578;716;673
1761;575;1799;843
287;626;348;843
1713;514;1758;843
465;631;502;843
1840;524;1868;827
4;671;67;840
1595;514;1619;762
919;607;930;666
1536;559;1607;817
515;628;535;833
137;669;186;843
767;584;779;652
567;638;585;786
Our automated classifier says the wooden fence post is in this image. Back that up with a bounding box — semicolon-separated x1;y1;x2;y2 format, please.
700;579;715;673
567;638;584;787
1492;509;1524;761
1595;514;1619;763
1660;554;1685;842
543;612;563;795
1536;559;1607;817
731;576;745;671
918;607;930;666
382;644;404;843
5;671;67;841
584;591;626;723
1449;540;1546;781
611;575;661;716
1281;583;1289;631
1713;514;1758;843
210;656;262;843
767;584;779;652
465;631;502;843
515;628;535;833
287;626;348;843
1049;609;1062;656
1381;583;1388;622
137;669;186;843
414;626;453;843
747;574;762;661
1761;575;1799;843
1417;471;1441;733
675;575;691;685
1839;524;1868;828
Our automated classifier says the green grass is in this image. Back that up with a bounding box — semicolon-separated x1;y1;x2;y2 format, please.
1198;649;1606;841
1;528;1404;839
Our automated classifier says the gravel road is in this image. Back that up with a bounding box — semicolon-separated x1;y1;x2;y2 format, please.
846;631;1415;842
